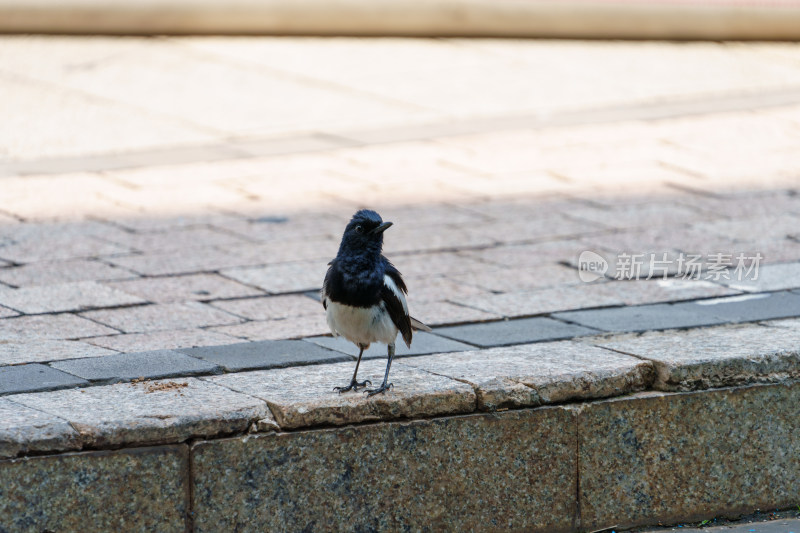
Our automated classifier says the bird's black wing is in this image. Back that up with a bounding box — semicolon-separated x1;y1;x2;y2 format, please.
381;269;412;348
384;260;408;294
321;260;335;310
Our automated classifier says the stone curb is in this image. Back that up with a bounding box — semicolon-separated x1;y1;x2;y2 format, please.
1;316;798;460
2;0;800;39
2;382;797;532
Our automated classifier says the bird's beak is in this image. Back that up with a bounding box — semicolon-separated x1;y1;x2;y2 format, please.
370;221;393;235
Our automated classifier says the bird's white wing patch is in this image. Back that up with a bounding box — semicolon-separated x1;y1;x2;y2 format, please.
383;274;408;315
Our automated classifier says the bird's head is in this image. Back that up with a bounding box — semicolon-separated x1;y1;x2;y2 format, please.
337;209;393;256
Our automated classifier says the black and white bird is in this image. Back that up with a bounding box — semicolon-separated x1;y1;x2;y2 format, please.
322;209;431;396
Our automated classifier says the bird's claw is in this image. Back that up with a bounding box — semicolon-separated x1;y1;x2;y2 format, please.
333;379;371;393
364;383;393;397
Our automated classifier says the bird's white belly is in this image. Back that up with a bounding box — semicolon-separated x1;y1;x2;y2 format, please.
326;301;398;346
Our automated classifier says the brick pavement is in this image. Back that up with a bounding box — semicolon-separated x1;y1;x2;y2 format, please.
0;36;799;379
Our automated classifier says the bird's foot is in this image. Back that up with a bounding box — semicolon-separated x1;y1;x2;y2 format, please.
333;379;371;393
364;382;393;397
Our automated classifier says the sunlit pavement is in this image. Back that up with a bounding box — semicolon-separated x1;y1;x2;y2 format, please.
1;36;799;362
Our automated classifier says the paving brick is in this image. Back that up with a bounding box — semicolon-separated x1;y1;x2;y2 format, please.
192;408;576;532
0;314;119;341
180;340;349;372
0;364;88;395
400;275;490;303
381;251;490;278
693;213;800;243
404;300;501;325
721;261;800;292
0;259;137;287
0;234;133;263
204;358;475;429
449;263;581;293
568;201;713;230
588;322;800;391
579;383;800;531
51;350;220;383
434;317;598;348
85;328;239;353
0;281;145;314
553;302;725;333
209;294;320;320
98;226;252;253
0;445;189;533
403;341;653;410
688;290;800;323
452;282;626;317
220;261;327;293
304;331;476;360
103;273;264;303
11;378;272;448
0;398;82;459
80;302;242;333
209;314;330;341
459;240;583;268
107;247;256;276
218;238;338;265
0;340;117;366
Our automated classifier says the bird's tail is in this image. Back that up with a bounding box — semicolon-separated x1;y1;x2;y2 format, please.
410;316;432;332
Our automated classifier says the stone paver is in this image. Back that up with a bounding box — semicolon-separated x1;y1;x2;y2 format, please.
192;408;576;532
0;445;189;533
406;299;501;325
554;301;725;333
0;364;88;395
84;328;239;353
689;290;800;323
403;341;653;410
0;339;117;366
722;261;800;292
51;350;220;383
208;314;330;341
103;273;264;303
80;302;242;333
209;294;320;320
10;378;272;448
579;383;800;531
220;261;327;294
0;398;81;459
590;322;800;391
180;339;350;372
304;331;476;359
0;314;119;341
434;316;598;348
0;259;137;287
204;358;476;429
0;281;145;314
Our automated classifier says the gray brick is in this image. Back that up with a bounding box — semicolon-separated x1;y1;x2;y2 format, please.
304;331;476;360
434;317;598;348
179;340;349;372
554;302;725;333
686;290;800;323
50;350;220;383
0;364;87;395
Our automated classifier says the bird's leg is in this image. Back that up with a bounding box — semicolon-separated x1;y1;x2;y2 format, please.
333;344;371;393
365;343;394;397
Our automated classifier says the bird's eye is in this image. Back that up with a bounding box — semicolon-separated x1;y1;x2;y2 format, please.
354;225;363;234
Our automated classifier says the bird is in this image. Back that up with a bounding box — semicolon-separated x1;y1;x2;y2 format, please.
322;209;431;397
